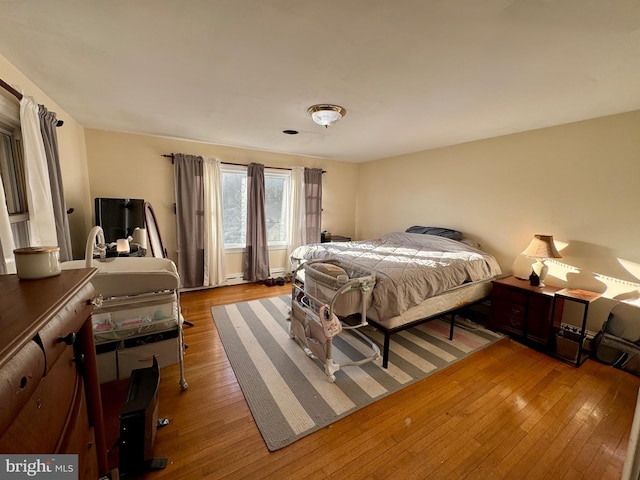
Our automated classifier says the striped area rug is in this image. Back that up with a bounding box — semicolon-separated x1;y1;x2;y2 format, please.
212;295;503;451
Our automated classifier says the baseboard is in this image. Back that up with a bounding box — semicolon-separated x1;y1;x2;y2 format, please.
226;268;287;286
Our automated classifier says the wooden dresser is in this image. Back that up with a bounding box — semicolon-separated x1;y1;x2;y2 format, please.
490;275;564;347
0;268;108;479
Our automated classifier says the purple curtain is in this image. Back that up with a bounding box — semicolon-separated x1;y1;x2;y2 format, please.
304;168;323;244
38;105;72;261
243;162;270;281
174;153;204;288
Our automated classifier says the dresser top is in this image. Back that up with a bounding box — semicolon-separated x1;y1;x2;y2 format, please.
493;275;563;296
0;268;96;365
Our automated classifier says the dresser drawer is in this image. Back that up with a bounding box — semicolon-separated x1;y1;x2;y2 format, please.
83;428;99;480
36;283;94;374
0;340;45;436
59;380;96;479
493;283;528;306
493;299;526;335
529;292;553;311
0;346;78;453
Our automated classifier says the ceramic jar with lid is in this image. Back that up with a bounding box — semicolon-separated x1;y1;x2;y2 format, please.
13;246;61;279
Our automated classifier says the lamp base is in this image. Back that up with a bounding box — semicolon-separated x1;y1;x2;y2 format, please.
531;259;548;287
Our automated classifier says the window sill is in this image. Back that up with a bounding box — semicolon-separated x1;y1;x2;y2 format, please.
224;245;288;254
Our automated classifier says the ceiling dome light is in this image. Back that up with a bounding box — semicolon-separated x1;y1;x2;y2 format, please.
307;104;346;128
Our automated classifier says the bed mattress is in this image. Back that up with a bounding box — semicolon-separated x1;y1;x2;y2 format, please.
366;279;493;330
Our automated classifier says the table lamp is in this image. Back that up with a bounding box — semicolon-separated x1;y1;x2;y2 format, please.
521;234;562;287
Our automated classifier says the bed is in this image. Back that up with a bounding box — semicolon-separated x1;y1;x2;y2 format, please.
290;229;502;367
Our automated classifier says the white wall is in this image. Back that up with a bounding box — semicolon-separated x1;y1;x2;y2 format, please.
356;110;640;330
84;129;358;277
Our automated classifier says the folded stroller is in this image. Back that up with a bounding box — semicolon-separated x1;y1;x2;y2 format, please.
289;259;379;382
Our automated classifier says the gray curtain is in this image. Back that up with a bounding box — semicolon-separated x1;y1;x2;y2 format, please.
304;168;323;244
38;105;72;261
243;162;270;281
174;153;205;288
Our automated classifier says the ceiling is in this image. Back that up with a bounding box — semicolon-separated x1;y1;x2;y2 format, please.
0;1;639;163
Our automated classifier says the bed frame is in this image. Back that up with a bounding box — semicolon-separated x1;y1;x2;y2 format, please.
366;280;494;368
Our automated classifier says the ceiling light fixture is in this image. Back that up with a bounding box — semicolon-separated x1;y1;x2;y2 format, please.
307;104;346;128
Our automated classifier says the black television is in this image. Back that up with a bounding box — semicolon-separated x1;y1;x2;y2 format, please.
94;197;145;243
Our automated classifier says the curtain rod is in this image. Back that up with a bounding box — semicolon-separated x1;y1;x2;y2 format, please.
0;77;64;127
162;154;325;173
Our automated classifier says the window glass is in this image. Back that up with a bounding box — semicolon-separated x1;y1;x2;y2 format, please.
221;166;290;249
0;124;29;248
0;131;25;214
265;172;290;246
222;168;247;248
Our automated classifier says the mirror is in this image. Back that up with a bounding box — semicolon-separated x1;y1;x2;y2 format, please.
144;202;167;258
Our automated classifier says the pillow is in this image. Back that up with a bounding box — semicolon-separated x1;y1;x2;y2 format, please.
460;238;482;250
405;226;463;241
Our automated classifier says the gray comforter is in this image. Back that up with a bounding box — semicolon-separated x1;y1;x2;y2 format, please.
291;232;502;320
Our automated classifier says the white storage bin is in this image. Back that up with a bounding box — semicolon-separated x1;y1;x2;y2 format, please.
95;341;119;383
92;292;178;343
117;329;180;379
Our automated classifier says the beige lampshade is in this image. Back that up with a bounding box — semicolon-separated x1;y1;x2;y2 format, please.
521;234;562;259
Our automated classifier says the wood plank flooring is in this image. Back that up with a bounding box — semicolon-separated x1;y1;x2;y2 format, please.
101;283;640;479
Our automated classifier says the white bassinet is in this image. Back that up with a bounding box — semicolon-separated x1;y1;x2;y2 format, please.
289;260;379;382
61;227;188;390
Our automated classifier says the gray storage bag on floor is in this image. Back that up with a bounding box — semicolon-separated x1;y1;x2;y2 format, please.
594;302;640;375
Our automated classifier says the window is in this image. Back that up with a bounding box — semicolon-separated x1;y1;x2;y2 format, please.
0;110;29;249
221;165;291;249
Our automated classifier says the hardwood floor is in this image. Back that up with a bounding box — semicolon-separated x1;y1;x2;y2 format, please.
101;283;640;479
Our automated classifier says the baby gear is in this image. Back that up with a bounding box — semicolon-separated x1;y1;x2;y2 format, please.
289;259;379;382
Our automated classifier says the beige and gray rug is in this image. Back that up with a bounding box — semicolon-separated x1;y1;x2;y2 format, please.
212;295;503;451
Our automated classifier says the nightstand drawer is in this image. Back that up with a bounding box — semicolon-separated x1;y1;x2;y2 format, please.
493;299;526;335
529;293;553;311
493;284;527;306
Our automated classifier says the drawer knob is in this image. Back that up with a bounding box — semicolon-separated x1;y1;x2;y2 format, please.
89;294;103;307
57;332;76;345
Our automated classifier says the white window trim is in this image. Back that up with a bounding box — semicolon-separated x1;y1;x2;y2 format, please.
0;92;22;271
